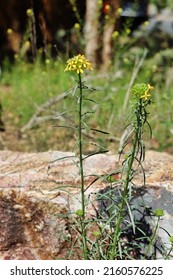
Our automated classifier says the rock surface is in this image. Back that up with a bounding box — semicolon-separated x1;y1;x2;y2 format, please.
0;150;173;259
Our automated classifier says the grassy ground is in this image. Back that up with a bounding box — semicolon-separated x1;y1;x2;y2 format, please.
0;47;173;154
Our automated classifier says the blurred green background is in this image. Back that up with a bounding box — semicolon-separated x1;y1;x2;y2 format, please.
0;0;172;154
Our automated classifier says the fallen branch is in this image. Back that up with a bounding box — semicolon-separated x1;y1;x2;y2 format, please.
20;87;120;144
21;88;74;133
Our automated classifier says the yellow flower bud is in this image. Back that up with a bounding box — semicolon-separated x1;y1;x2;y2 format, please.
131;83;154;101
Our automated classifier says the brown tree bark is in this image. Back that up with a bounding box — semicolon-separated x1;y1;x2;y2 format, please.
84;0;100;67
85;0;121;68
102;0;121;68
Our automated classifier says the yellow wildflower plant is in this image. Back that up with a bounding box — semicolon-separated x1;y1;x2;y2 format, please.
65;54;93;74
131;83;154;101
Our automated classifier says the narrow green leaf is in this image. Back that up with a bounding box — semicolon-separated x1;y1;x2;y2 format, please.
50;155;77;163
83;97;98;104
90;128;110;135
125;199;136;234
82;149;109;160
53;125;78;130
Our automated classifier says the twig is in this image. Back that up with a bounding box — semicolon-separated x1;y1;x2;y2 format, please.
21;88;74;133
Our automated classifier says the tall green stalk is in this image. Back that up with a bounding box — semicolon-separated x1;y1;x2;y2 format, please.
110;84;154;260
78;73;85;218
145;209;164;258
110;108;140;260
110;126;139;259
78;73;88;259
64;54;93;259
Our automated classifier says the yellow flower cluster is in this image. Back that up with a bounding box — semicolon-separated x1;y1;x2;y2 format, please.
65;54;93;74
131;83;154;101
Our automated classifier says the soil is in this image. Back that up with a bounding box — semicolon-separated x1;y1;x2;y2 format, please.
0;122;75;152
1;121;172;155
0;101;172;154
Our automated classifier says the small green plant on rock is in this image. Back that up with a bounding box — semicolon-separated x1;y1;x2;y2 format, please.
110;83;154;259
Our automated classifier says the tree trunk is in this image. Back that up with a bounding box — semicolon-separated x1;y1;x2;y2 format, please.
85;0;100;67
102;0;121;68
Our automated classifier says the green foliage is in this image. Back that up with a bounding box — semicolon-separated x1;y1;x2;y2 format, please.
150;0;173;10
0;1;172;260
0;57;72;126
0;49;172;153
59;65;172;259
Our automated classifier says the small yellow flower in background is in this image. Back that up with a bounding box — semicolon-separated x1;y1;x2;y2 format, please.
131;83;154;101
105;15;109;20
74;23;80;30
26;8;33;17
105;4;110;12
123;57;130;64
152;65;157;72
25;41;31;48
144;21;149;26
7;28;13;35
65;54;93;74
45;58;50;65
112;31;119;39
125;28;131;35
117;7;123;15
73;6;77;12
98;0;103;8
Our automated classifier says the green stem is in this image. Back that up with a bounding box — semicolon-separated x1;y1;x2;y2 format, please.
145;217;160;258
110;111;140;260
164;244;173;260
78;73;88;259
